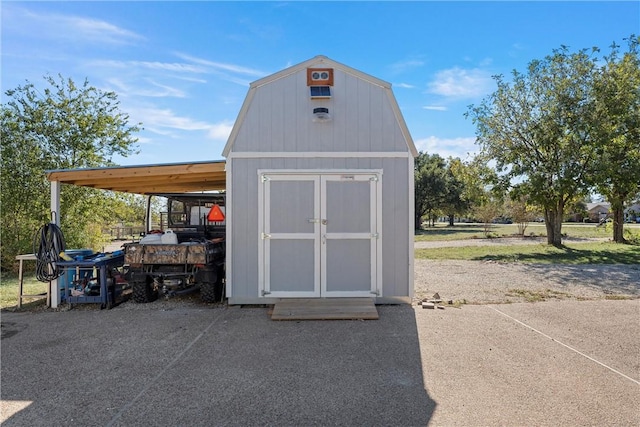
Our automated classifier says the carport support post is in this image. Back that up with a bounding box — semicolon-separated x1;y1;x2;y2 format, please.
145;195;152;232
50;180;61;308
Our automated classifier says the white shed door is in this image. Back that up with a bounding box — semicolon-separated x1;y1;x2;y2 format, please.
260;172;380;298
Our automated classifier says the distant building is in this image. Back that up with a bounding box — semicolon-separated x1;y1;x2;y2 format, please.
585;202;611;222
624;202;640;223
584;201;640;223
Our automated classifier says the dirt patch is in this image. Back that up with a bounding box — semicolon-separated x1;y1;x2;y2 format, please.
414;259;639;305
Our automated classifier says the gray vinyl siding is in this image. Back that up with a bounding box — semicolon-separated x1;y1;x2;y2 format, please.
229;157;410;300
232;69;407;153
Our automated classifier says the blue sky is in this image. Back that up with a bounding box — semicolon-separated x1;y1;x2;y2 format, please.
2;1;638;166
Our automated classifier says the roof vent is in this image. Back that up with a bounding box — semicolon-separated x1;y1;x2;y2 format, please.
307;68;334;86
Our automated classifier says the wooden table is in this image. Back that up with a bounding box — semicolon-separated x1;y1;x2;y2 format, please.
15;254;50;308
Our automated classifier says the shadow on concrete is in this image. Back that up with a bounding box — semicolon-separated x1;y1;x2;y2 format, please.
1;304;435;426
518;264;640;296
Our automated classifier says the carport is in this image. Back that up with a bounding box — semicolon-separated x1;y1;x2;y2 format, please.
45;160;226;307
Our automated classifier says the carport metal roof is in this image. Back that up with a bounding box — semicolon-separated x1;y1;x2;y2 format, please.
46;160;226;195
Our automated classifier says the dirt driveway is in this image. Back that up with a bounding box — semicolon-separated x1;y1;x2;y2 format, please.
413;237;639;304
414;259;640;304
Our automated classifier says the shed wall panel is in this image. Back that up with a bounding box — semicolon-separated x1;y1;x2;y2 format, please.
229;157;410;299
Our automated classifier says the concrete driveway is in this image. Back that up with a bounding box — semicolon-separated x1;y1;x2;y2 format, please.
1;299;638;426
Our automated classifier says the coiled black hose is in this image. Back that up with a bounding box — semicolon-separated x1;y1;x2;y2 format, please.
33;223;66;282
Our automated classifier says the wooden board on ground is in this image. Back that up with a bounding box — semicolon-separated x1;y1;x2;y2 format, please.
271;298;379;321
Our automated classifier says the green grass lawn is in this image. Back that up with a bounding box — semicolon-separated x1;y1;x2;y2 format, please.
415;242;640;264
415;222;640;241
1;272;49;309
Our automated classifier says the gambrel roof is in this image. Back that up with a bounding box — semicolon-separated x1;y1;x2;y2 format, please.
222;55;417;157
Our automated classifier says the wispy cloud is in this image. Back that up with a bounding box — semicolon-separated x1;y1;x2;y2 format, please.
427;67;493;98
422;105;447;111
161;52;267;86
5;6;143;46
390;59;425;73
175;53;265;77
208;122;234;140
104;77;186;98
90;60;207;74
142;80;187;98
131;107;232;141
509;43;526;58
394;83;416;89
414;136;477;159
90;59;208;98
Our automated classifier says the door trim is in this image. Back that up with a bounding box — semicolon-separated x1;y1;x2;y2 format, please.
258;170;382;298
320;173;381;298
259;174;321;298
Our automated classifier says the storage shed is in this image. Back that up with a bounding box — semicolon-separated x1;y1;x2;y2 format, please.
223;55;417;304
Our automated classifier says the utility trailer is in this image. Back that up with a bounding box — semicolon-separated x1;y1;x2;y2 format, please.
125;239;224;303
125;193;226;303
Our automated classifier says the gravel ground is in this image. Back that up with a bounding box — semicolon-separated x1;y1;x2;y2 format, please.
413;237;639;305
413;259;640;305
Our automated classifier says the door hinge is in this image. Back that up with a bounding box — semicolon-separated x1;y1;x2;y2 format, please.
261;232;271;239
261;175;270;183
261;290;271;296
370;290;380;296
371;233;379;239
370;175;379;182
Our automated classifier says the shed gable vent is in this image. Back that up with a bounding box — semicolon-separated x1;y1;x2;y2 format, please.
307;68;334;86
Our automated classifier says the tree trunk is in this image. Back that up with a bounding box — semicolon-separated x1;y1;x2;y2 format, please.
415;213;423;231
448;214;455;226
612;205;626;243
544;200;564;246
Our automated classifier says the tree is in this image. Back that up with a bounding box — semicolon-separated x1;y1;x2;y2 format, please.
467;46;600;246
1;74;140;271
1;107;50;269
440;158;469;226
505;194;539;236
474;200;502;237
414;153;472;229
448;157;497;222
589;36;640;243
414;152;447;229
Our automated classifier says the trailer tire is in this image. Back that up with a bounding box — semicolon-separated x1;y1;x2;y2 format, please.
132;279;158;303
200;280;222;302
199;266;221;303
200;282;214;303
